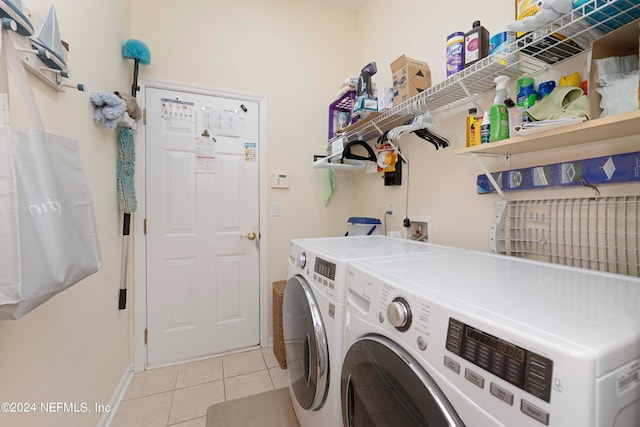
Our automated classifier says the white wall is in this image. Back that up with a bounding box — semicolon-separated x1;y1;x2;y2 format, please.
1;2;636;425
1;4;361;423
0;1;132;426
130;0;362;287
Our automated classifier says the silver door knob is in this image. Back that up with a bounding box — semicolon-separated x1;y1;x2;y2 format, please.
241;231;257;240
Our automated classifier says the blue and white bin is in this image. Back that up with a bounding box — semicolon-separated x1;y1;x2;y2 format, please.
345;217;383;236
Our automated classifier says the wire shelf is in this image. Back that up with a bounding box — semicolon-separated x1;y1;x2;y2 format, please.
495;196;640;277
329;0;640;145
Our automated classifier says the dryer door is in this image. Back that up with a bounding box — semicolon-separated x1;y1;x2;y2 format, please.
283;275;329;411
342;334;465;427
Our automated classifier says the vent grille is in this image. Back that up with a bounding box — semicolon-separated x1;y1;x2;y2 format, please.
494;196;640;276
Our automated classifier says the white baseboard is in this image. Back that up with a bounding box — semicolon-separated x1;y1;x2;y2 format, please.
97;363;134;427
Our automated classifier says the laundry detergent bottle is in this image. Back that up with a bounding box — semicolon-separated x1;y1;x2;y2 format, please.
516;77;537;123
489;75;510;142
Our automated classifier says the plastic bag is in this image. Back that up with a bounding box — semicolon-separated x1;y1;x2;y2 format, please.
0;29;101;319
0;93;21;305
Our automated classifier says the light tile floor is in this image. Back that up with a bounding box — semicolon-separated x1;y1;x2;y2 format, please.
110;347;290;427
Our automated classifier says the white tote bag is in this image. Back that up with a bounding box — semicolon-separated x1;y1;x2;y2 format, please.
0;29;102;319
0;31;22;306
0;93;21;305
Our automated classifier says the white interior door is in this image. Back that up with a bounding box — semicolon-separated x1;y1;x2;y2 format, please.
145;87;260;365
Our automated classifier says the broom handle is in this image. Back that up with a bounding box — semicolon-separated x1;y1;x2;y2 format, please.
121;55;139;309
119;237;129;309
119;212;131;310
123;212;131;235
131;59;140;97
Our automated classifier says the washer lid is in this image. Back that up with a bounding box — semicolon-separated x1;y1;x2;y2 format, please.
292;236;460;262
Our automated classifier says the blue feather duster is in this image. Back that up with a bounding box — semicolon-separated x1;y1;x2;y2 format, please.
122;39;150;65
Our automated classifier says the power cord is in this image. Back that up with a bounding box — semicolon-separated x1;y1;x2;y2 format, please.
403;160;411;231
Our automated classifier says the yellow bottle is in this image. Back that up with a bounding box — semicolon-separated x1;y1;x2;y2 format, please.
475;112;484;147
560;71;581;87
466;108;478;147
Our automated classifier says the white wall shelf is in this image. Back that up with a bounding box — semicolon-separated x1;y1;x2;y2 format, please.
454;109;640;157
327;0;640;146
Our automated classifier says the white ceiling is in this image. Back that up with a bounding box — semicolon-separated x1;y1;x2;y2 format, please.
311;0;367;13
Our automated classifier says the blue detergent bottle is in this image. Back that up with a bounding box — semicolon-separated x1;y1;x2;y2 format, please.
516;77;537;123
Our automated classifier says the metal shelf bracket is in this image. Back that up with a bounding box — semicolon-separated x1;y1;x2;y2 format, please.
471;153;506;199
458;80;482;114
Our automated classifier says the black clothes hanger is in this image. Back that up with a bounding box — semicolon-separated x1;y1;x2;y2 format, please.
413;127;449;150
341;140;377;163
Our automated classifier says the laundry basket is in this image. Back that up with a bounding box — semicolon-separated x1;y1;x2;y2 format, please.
345;217;382;236
272;280;287;369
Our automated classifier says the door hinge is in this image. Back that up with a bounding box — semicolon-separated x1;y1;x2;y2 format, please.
144;328;148;345
144;219;147;235
143;108;146;125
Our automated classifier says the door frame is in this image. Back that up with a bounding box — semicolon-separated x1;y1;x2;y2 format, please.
133;78;269;372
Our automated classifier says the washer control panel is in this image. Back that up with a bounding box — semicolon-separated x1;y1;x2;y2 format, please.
314;256;336;281
309;256;339;299
446;317;553;403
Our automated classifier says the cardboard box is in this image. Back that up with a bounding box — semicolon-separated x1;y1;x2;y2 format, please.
589;20;640;119
390;55;431;104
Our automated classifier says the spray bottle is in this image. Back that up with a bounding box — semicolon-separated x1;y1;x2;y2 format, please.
353;62;378;120
504;98;520;138
481;110;491;144
516;77;537;123
489;75;510;142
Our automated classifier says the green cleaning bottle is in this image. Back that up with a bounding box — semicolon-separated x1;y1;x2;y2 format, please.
489;75;510;142
516;77;537;123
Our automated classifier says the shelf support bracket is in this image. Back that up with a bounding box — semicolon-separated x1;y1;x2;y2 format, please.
470;153;505;199
458;80;483;113
388;141;407;164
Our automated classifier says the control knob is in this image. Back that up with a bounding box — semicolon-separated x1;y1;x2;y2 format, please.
386;297;412;331
297;252;307;269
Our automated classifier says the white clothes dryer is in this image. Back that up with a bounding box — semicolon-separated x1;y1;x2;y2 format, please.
283;236;462;427
342;251;640;427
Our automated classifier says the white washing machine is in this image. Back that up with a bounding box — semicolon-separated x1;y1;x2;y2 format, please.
283;236;462;427
341;250;640;426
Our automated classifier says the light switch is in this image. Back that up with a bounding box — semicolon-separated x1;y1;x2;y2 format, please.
271;172;290;188
272;202;281;217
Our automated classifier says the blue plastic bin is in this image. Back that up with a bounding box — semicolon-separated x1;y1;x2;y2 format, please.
345;217;383;236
